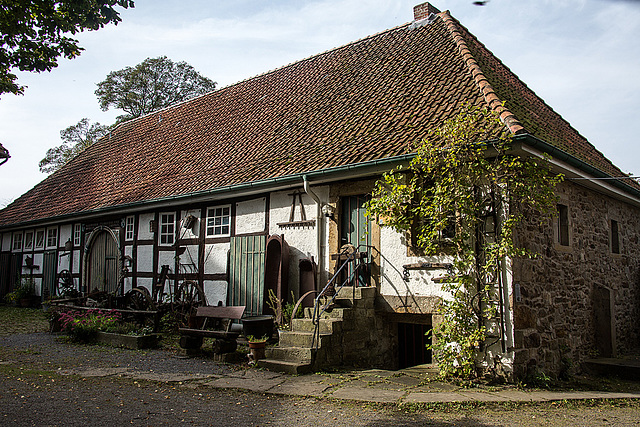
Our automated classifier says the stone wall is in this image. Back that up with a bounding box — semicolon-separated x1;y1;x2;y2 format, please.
512;180;640;379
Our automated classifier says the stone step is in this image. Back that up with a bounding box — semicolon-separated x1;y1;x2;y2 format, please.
291;317;343;334
279;330;331;348
304;306;354;321
256;358;313;375
334;286;376;301
265;345;313;363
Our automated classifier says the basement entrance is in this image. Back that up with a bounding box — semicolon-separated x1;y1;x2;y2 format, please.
398;322;432;369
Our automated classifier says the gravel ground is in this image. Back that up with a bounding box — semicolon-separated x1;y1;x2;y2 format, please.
1;332;640;426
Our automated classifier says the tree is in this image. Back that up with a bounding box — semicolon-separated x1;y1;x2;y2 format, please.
95;56;217;123
0;0;134;96
0;142;9;165
366;105;562;380
39;118;110;173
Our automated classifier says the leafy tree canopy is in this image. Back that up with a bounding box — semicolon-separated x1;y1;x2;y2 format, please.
39;118;110;173
0;0;134;96
94;56;217;123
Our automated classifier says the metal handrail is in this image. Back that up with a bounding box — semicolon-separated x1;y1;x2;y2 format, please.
311;244;371;350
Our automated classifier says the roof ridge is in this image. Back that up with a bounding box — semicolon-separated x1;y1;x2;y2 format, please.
438;10;525;135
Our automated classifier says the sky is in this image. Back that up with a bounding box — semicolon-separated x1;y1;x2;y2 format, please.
1;0;639;206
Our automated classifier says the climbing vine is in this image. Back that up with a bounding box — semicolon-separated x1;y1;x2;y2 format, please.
366;105;562;379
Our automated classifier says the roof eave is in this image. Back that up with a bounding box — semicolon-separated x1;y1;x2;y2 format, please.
0;154;415;232
514;134;640;206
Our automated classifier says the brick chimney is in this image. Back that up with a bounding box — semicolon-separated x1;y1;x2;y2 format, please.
413;2;441;21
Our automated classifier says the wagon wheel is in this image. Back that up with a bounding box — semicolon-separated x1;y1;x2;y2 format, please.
125;287;157;311
173;280;206;326
56;269;75;297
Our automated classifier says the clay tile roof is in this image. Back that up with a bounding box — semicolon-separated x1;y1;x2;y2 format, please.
0;9;635;228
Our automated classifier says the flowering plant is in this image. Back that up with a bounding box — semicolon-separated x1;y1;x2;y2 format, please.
58;309;122;342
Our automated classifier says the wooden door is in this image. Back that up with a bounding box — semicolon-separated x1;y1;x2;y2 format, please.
42;251;57;299
228;235;266;317
87;231;119;293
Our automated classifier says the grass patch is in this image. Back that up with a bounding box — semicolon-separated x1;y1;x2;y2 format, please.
0;306;49;336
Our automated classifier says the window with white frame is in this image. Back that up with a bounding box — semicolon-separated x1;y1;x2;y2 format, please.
73;224;82;246
35;229;45;250
125;216;135;241
159;213;175;245
46;228;58;249
24;231;34;251
206;205;231;237
12;232;23;251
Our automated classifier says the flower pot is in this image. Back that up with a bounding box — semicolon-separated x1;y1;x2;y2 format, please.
248;341;266;361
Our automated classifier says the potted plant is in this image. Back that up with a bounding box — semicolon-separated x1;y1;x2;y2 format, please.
5;278;36;307
246;335;268;362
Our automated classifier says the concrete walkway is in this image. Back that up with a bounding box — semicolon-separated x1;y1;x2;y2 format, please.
59;363;640;405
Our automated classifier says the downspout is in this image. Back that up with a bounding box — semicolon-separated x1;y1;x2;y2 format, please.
303;175;325;288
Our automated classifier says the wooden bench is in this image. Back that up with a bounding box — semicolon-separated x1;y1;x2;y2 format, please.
178;305;245;354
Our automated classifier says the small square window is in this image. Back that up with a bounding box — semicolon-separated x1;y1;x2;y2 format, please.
12;232;23;251
557;204;569;246
24;231;34;251
73;224;82;246
206;206;231;236
125;216;135;241
46;228;58;249
34;229;45;250
611;219;620;254
160;213;175;245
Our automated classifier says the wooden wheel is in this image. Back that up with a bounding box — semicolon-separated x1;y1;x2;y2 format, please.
173;280;206;325
125;287;156;311
52;270;78;298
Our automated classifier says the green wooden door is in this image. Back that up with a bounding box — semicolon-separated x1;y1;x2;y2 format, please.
228;235;266;317
340;195;371;250
42;251;57;299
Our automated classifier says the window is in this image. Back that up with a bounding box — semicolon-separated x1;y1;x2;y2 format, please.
557;204;569;246
206;205;231;236
12;232;23;251
24;231;34;251
73;224;82;246
125;216;135;241
34;229;45;250
611;219;620;254
46;228;58;249
159;213;175;245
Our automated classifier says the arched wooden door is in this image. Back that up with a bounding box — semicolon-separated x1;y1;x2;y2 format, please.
87;230;119;293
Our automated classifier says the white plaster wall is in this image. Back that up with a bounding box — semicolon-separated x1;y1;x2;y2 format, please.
72;250;81;274
179;209;201;240
34;277;43;297
138;212;155;241
203;280;228;306
32;253;43;271
158;251;175;271
235;198;266;235
123;276;133;293
57;253;71;272
177;245;199;274
379;227;451;300
1;232;10;251
124;245;133;259
59;224;72;248
268;187;328;298
136;277;153;293
203;243;229;274
137;245;154;273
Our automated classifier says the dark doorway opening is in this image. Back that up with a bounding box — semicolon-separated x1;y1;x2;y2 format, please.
398;322;432;369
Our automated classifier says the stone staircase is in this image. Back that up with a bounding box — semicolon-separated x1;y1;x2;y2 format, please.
257;286;379;374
